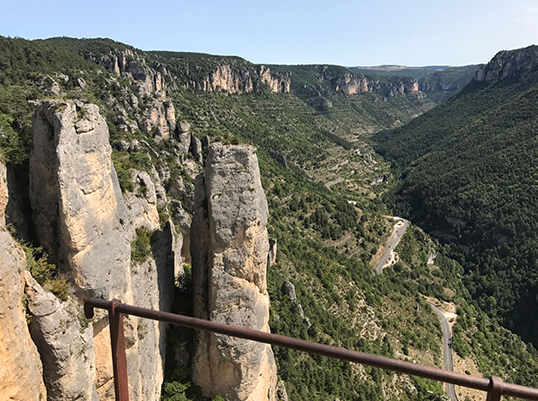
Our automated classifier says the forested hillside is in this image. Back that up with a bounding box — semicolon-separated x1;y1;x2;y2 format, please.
0;36;536;400
374;45;538;347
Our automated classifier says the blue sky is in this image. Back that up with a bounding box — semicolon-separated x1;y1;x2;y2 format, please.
1;0;536;66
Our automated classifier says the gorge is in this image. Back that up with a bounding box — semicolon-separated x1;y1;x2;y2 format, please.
0;36;536;401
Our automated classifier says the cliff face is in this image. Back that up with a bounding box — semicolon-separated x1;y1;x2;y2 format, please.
191;143;277;401
474;45;538;84
321;68;419;96
25;271;97;400
30;100;130;298
188;64;290;94
80;47;177;141
83;47;290;95
24;100;178;400
82;48;168;94
0;180;47;401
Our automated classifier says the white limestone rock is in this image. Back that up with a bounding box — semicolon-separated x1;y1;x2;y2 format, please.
29;100;176;401
192;143;277;401
25;272;96;401
30;100;130;299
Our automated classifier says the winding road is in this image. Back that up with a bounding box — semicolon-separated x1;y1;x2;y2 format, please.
374;218;458;400
325;177;344;190
375;218;409;275
428;302;459;401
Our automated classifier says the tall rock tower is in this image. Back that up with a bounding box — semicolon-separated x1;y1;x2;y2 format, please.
191;143;277;401
27;100;177;400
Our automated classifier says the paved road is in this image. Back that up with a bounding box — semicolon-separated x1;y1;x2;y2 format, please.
375;218;409;275
325;177;344;190
429;303;459;401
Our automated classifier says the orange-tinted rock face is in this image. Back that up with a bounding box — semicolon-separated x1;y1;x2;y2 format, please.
0;230;47;401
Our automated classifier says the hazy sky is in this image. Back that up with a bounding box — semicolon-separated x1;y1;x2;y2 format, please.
1;0;536;66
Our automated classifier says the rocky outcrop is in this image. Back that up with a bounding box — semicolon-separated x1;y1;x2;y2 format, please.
82;48;168;94
191;143;277;401
331;72;371;94
30;100;130;299
25;272;96;401
28;100;177;400
178;121;191;134
190;135;203;163
280;281;310;327
276;380;288;401
383;78;419;97
320;67;419;97
139;91;177;139
80;46;178;141
0;231;47;401
268;238;277;266
474;45;538;84
189;64;290;94
281;281;296;302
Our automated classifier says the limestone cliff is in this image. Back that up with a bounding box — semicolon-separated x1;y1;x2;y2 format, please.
321;67;419;96
0;226;47;401
25;271;97;400
188;64;290;94
26;100;177;400
30;100;130;299
81;45;289;96
79;46;177;140
82;48;168;94
191;143;277;401
474;45;538;84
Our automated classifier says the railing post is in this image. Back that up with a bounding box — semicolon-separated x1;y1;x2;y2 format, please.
486;376;503;401
108;299;130;401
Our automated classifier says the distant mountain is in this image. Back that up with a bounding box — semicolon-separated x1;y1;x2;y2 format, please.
268;64;435;134
374;45;538;345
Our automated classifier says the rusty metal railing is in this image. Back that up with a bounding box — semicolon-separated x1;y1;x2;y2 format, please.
84;298;538;401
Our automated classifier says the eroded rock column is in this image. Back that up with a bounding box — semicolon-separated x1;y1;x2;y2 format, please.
28;100;175;401
192;143;277;401
30;100;130;299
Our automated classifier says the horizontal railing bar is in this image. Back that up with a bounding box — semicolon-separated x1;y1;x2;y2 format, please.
85;298;538;400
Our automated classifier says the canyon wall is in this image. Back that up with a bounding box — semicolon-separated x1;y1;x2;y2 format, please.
1;99;277;401
187;64;290;94
83;48;289;95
